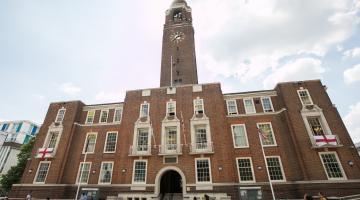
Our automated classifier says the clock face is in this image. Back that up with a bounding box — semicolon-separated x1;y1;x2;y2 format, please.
170;31;185;43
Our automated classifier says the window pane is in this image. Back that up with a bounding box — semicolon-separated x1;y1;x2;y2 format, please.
114;109;122;122
56;109;66;123
137;129;149;151
77;163;91;183
227;100;237;114
35;162;50;183
237;158;254;181
266;157;284;181
86;111;95;124
99;163;113;183
134;161;147;182
47;131;59;148
105;132;117;152
307;117;324;135
321;153;344;179
232;125;248;147
141;104;149;117
166;127;177;150
258;124;275;146
197;159;210;182
299;90;312;105
85;134;96;153
262;97;273;112
244;99;256;114
194;99;204;114
195;125;207;149
100;110;108;123
167;102;176;116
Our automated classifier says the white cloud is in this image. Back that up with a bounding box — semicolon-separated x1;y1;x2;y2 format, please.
263;58;326;88
344;101;360;143
95;91;125;103
343;47;360;59
344;64;360;84
59;82;82;95
32;94;45;100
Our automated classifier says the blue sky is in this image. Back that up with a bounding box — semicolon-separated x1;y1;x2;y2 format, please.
0;0;360;143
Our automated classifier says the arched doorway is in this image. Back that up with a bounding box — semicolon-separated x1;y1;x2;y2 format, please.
160;170;182;194
154;166;187;197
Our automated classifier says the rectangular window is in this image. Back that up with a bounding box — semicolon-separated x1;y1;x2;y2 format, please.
307;116;325;136
83;133;97;153
237;158;255;182
167;101;176;116
34;161;51;183
113;108;122;122
319;152;346;180
133;160;147;183
232;124;249;148
99;162;113;184
195;125;207;149
137;128;149;151
243;98;256;114
196;158;211;183
194;99;204;114
1;124;9;131
226;100;238;115
266;156;285;181
104;132;117;153
257;123;276;146
31;126;38;135
165;127;177;150
15;122;23;133
261;97;274;112
86;110;95;124
45;131;60;148
298;89;313;105
76;162;91;184
99;110;109;123
140;103;149;118
55;108;66;123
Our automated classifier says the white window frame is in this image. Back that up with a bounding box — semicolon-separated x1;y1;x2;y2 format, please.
297;89;313;106
140;102;150;118
226;100;238;115
82;132;98;154
243;98;256;114
260;97;274;113
42;125;63;155
231;124;249;148
85;110;96;124
193;98;204;115
195;157;212;184
99;109;109;123
33;161;51;184
113;108;123;123
265;156;286;182
55;108;66;123
256;122;277;147
76;162;92;184
103;131;118;153
161;122;181;154
236;157;256;183
132;160;148;184
319;152;347;180
98;161;114;184
166;100;176;117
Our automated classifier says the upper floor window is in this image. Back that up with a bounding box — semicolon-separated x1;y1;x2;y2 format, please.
133;160;147;184
34;161;51;183
297;89;313;105
194;98;204;114
104;132;118;153
243;98;256;114
98;162;113;184
99;110;109;123
86;110;95;124
236;157;255;182
195;158;212;183
30;125;38;135
319;152;346;180
12;123;23;133
140;103;149;118
1;124;9;132
55;108;66;123
307;116;325;136
261;97;274;112
83;133;97;153
167;101;176;117
257;123;277;146
113;108;122;123
136;128;149;152
231;124;249;148
45;131;60;148
195;125;208;149
76;162;91;184
165;126;178;150
266;156;285;181
226;100;238;115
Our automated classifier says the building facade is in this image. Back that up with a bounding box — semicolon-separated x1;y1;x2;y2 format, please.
0;120;39;175
10;0;360;199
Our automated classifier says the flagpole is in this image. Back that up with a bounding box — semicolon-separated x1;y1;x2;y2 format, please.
170;56;173;87
75;131;91;200
258;128;276;200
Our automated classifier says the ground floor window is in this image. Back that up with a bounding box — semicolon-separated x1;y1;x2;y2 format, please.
195;158;211;183
76;162;91;184
98;162;113;184
266;156;285;181
239;187;262;200
319;152;346;180
34;161;51;183
236;157;255;182
133;160;147;183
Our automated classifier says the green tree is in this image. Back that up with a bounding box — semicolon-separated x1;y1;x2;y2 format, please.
0;137;35;195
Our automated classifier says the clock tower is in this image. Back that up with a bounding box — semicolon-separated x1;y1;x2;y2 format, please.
160;0;198;87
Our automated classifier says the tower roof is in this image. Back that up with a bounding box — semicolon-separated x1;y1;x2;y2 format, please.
171;0;188;8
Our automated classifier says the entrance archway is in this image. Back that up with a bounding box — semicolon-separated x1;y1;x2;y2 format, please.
160;170;182;194
154;166;187;197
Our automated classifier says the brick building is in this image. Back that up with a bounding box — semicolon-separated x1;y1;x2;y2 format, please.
10;0;360;199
